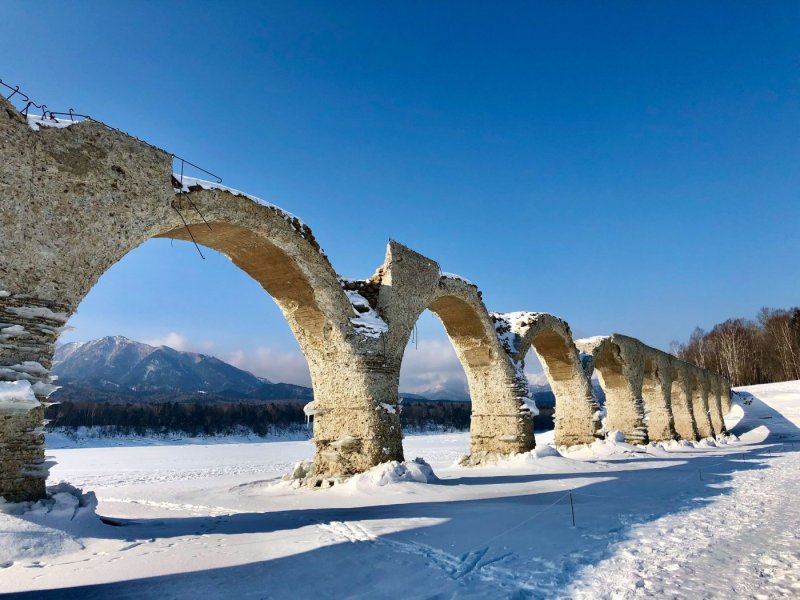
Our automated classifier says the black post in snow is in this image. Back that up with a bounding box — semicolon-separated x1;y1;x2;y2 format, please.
569;492;576;527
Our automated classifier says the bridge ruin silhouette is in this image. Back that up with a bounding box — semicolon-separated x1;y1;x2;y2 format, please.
0;97;731;501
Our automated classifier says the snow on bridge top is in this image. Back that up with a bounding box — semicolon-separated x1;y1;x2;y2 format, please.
173;176;325;254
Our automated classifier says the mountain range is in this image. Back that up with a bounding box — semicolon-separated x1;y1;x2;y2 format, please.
51;336;561;406
52;337;312;403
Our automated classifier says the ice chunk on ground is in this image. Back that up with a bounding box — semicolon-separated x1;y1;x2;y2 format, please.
0;482;96;519
343;458;437;489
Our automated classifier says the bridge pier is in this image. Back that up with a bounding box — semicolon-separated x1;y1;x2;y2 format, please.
690;373;715;439
707;375;727;436
670;364;700;441
0;294;64;501
307;355;403;478
641;355;677;442
720;379;733;415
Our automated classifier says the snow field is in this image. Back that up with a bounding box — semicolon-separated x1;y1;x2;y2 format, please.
0;381;797;598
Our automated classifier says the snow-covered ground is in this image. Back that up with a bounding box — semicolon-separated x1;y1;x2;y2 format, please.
1;382;798;599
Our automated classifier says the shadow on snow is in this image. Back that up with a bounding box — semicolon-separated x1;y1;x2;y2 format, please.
5;396;798;599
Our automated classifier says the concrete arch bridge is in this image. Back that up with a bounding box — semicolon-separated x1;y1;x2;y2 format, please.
0;98;731;501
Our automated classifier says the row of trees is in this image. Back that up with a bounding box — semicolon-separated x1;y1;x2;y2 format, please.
45;400;477;437
45;400;556;438
672;307;800;387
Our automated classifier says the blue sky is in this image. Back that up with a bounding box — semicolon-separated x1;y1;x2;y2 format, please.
2;2;799;391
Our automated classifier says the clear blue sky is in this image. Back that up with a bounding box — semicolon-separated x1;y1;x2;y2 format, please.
2;2;798;390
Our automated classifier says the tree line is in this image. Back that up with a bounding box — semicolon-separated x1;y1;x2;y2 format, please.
45;400;555;438
672;307;800;387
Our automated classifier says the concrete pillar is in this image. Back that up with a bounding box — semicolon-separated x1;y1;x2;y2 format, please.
669;363;699;441
720;379;733;414
576;336;648;445
0;295;65;500
691;372;714;439
307;355;403;477
707;375;726;436
641;355;677;442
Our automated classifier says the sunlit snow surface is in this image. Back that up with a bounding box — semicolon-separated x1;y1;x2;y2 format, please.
1;382;798;598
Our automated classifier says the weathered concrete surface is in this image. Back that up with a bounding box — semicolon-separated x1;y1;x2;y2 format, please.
641;354;678;442
576;335;722;444
493;312;600;446
707;375;727;435
373;245;535;461
576;335;649;444
0;293;65;500
670;364;700;441
720;379;733;415
0;96;733;500
690;372;715;439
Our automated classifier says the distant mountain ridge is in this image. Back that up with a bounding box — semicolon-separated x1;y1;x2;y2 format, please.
51;336;562;405
52;336;311;402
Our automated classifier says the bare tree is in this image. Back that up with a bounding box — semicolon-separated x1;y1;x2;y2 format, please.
675;307;800;386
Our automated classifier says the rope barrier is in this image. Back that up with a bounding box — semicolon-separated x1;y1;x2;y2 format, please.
467;491;572;553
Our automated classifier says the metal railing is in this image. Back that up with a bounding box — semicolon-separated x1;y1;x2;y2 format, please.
2;77;221;259
1;77;222;186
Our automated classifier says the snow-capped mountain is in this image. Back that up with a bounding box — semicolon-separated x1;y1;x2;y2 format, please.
52;336;308;399
51;336;563;404
410;379;471;402
409;370;557;403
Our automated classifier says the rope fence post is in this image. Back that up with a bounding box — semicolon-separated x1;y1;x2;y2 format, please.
569;492;576;527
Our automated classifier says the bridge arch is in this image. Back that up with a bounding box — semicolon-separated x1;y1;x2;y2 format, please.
493;312;599;446
423;278;534;458
0;106;402;499
368;242;535;462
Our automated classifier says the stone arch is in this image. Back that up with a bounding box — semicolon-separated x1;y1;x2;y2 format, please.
641;353;676;442
575;335;648;444
370;242;534;461
426;279;534;457
690;370;714;439
493;312;599;446
0;104;401;498
669;362;699;441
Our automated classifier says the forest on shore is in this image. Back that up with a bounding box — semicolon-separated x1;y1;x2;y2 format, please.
45;400;556;438
673;307;800;387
